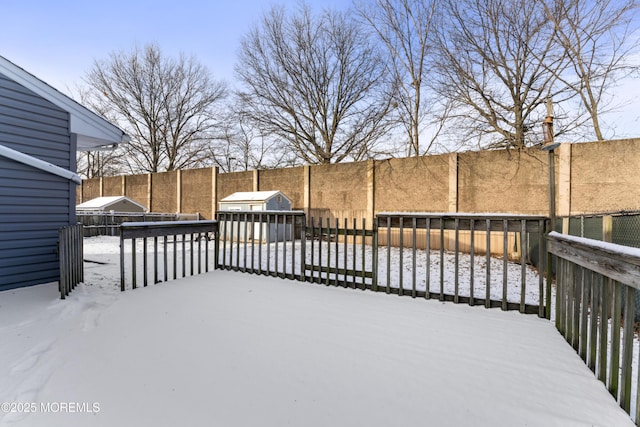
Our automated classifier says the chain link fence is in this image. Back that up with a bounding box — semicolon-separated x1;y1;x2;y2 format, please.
560;211;640;246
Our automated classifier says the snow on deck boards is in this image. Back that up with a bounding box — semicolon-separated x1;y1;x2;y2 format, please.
0;271;631;427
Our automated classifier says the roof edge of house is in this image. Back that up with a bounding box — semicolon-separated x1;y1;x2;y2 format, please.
0;144;81;184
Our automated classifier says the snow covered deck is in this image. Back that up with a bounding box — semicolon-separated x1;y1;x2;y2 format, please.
0;239;633;426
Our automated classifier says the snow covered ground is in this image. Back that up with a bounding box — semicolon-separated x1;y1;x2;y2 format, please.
0;237;634;426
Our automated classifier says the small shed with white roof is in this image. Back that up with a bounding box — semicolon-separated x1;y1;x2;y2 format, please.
76;196;147;213
219;191;292;243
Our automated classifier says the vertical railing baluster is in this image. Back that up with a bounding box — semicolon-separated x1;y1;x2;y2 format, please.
198;233;202;274
502;219;508;311
221;214;227;270
620;287;636;412
291;215;296;280
282;215;287;278
59;228;67;299
173;233;177;279
258;213;263;273
143;237;148;287
266;214;271;276
334;218;339;287
299;215;306;282
579;267;588;361
154;236;158;284
352;218;357;289
439;218;444;301
326;218;331;286
538;219;545;317
131;238;137;289
399;216;404;296
361;218;366;289
372;217;378;291
163;236;168;282
589;271;598;373
250;213;256;274
412;217;417;298
205;232;209;273
609;280;622;399
275;214;280;277
572;265;582;352
425;217;431;300
386;216;391;294
520;220;526;313
235;213;240;270
344;218;348;287
120;230;125;291
454;217;459;303
598;275;608;383
182;234;186;277
469;219;475;306
243;212;248;273
485;219;491;308
566;254;575;345
310;217;315;282
190;233;194;276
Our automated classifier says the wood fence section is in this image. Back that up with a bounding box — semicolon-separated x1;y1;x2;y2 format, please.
58;224;83;299
547;232;640;422
79;138;640;221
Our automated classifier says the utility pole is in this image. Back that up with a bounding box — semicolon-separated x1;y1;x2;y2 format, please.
541;96;560;320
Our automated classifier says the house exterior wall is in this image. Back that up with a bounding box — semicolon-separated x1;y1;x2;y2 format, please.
0;72;74;290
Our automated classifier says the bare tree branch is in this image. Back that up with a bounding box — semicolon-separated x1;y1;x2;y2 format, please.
433;0;571;149
355;0;441;156
236;3;394;164
545;0;640;141
84;43;227;173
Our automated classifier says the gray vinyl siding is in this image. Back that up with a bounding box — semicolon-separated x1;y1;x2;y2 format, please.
0;72;74;291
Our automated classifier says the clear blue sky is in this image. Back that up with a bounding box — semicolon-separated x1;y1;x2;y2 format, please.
0;0;349;92
2;0;638;138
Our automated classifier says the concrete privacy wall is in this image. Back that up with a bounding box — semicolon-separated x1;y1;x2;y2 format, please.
78;138;640;220
457;149;548;214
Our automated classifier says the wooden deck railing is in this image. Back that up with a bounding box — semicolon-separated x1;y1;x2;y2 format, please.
547;231;640;420
119;220;218;291
216;211;548;316
376;213;548;315
58;223;84;299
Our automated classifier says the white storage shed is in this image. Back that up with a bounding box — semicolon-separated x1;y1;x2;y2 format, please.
219;191;292;243
76;196;147;213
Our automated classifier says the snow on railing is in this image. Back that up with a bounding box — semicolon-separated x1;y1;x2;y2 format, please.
119;220;218;291
547;231;640;421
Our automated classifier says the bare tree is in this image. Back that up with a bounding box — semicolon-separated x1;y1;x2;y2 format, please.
235;3;394;165
356;0;444;156
205;103;288;173
545;0;639;141
76;149;124;178
434;0;569;149
84;44;227;173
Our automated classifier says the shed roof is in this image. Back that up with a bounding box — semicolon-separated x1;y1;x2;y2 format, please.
220;191;290;203
76;196;146;212
0;55;129;151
